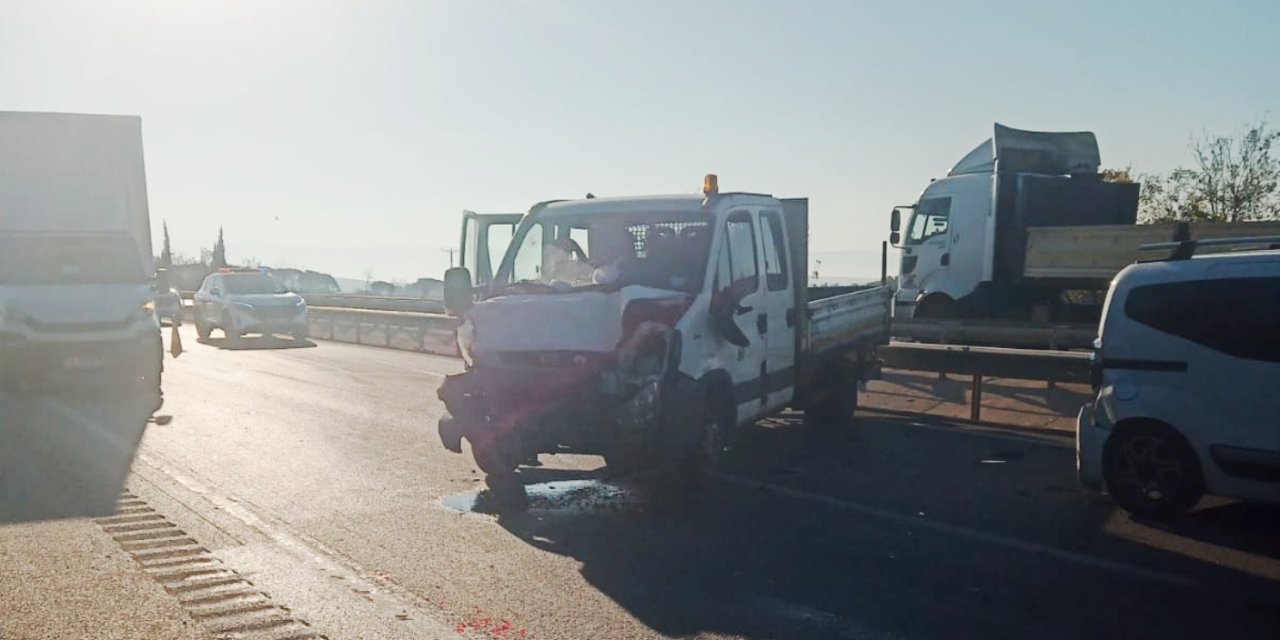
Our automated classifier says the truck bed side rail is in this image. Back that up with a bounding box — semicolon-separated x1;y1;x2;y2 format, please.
806;285;893;355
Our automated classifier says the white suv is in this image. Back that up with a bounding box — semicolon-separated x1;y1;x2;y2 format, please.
1078;244;1280;518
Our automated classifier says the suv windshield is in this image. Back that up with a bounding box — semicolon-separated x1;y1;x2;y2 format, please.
223;273;286;295
0;235;145;285
492;211;712;294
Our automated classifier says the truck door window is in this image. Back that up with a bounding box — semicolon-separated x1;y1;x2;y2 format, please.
487;223;515;274
566;225;591;256
724;212;760;292
511;223;545;282
906;197;951;245
759;210;789;291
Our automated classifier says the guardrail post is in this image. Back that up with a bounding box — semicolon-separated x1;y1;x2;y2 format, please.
356;319;362;345
970;373;983;421
385;320;391;347
328;317;335;341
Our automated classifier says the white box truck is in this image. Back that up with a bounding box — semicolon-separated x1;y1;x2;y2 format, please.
0;111;163;410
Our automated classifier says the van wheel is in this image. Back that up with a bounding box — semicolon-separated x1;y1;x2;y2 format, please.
1103;422;1203;519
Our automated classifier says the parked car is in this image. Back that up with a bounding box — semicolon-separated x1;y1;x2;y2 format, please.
1077;239;1280;518
193;269;309;343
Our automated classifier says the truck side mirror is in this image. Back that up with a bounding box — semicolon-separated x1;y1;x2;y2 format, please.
890;208;901;232
443;267;474;316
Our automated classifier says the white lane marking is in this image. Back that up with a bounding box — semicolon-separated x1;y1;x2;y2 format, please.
712;472;1196;589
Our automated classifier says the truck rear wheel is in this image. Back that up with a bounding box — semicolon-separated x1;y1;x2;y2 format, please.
804;363;858;427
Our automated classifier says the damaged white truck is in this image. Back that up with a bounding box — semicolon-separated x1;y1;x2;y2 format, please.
437;177;893;490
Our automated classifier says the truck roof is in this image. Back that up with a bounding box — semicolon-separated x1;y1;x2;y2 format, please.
534;192;776;218
949;123;1100;177
0;111;148;235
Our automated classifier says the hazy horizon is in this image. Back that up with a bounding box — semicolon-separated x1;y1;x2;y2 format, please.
3;1;1277;281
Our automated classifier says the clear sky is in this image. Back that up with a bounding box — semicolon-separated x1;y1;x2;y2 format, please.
2;0;1276;282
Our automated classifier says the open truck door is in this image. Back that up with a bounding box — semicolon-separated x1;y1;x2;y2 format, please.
459;211;522;289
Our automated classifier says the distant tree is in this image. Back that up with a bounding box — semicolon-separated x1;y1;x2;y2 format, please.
1138;168;1210;222
160;221;173;268
1139;118;1280;222
1189;118;1279;222
212;227;227;268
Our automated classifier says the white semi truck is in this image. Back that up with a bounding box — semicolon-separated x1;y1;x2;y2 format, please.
891;123;1280;323
0;111;163;411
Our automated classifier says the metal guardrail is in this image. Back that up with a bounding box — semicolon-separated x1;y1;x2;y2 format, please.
891;318;1096;350
184;290;1093;422
877;342;1091;421
306;306;459;356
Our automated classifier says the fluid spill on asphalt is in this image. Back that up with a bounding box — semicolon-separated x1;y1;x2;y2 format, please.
441;479;644;515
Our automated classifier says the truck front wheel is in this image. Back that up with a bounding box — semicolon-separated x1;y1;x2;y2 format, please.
914;294;959;320
468;432;525;497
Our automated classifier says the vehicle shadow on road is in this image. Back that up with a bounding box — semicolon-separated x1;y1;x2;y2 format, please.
197;336;317;351
1141;501;1280;561
482;415;1280;640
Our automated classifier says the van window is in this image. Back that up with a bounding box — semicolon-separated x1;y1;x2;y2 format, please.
1124;277;1280;363
906;197;951;246
759;210;789;291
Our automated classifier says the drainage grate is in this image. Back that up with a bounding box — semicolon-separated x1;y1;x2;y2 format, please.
97;491;325;640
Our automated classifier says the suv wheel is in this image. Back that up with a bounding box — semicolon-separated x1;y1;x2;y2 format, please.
194;314;211;340
1103;422;1203;519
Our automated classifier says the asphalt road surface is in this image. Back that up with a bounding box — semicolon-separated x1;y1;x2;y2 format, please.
23;326;1280;639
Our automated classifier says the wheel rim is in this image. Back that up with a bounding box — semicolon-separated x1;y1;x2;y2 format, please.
1111;435;1185;506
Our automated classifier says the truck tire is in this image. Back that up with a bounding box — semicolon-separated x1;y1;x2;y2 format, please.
676;385;733;480
914;295;959;320
470;434;525;504
804;363;857;427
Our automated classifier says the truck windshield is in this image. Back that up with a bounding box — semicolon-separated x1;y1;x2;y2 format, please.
492;212;712;294
906;197;951;245
224;273;287;295
0;235;145;285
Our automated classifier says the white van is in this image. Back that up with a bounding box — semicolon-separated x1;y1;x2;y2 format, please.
1077;241;1280;518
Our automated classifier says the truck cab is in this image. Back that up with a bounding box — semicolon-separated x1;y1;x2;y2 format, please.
891;123;1139;322
437;176;891;490
894;171;992;319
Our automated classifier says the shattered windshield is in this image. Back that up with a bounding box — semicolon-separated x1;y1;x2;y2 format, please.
492;211;712;294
